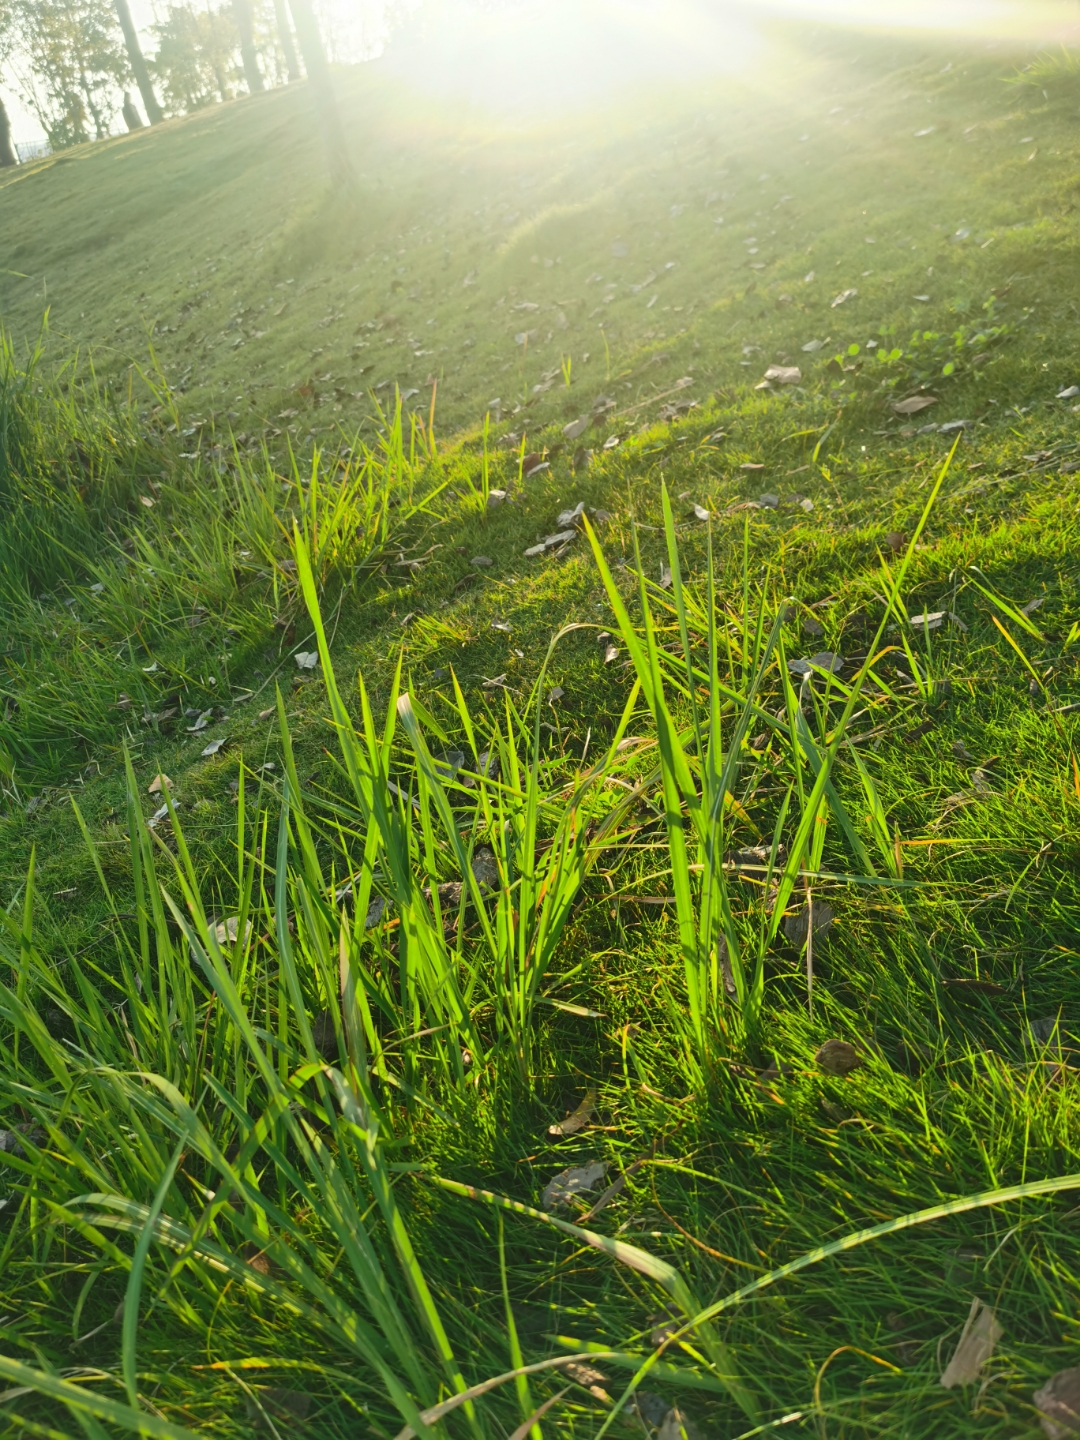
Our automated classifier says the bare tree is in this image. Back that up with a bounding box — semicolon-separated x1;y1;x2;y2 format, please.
232;0;262;92
113;0;162;121
287;0;352;184
271;0;299;82
0;91;16;163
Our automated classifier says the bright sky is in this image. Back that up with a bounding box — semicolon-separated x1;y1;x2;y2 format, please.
3;0;1078;148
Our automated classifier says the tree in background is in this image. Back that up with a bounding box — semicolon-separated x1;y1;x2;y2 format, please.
112;0;161;121
150;2;239;112
288;0;352;184
271;0;299;82
0;0;18;163
231;0;262;93
12;0;128;146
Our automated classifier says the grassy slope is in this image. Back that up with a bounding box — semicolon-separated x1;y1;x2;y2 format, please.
4;20;1080;1438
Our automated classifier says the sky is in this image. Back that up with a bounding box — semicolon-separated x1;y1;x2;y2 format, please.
4;0;1079;149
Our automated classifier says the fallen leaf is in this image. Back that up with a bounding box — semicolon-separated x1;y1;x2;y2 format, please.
1021;597;1045;616
740;462;765;471
758;492;779;508
886;530;906;553
909;610;967;632
1034;1366;1080;1439
557;501;587;528
815;1038;863;1076
201;737;227;757
892;396;939;416
1056;386;1080;401
692;503;710;521
214;916;252;946
831;288;858;308
294;651;319;669
543;1160;607;1209
148;774;172;795
564;1361;610;1400
659;563;673;590
785;902;835;947
763;365;802;384
470;556;493;567
659;1408;699;1440
802;615;824;637
549;1089;597;1137
940;1298;1002;1388
952;740;974;763
943;978;1005;996
548;686;564;702
604;644;619;664
258;708;274;721
186;710;213;732
802;339;827;352
913;294;932;303
563;416;590;439
139;495;155;507
471;846;500;888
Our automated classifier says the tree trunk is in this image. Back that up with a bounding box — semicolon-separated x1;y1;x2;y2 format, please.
114;0;164;123
287;0;354;186
273;0;302;83
233;0;265;94
0;95;17;166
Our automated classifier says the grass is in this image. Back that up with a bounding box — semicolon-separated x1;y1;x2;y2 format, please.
4;16;1080;1438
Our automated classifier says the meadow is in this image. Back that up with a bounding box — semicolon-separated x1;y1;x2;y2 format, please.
3;18;1080;1438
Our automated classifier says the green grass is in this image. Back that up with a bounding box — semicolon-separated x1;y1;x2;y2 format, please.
4;20;1080;1439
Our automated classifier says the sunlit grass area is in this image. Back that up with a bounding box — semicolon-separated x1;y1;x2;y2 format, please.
4;18;1080;1438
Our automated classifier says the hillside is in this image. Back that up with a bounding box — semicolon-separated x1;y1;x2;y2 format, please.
3;20;1080;1439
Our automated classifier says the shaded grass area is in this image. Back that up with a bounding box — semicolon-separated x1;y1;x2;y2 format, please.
4;23;1080;1440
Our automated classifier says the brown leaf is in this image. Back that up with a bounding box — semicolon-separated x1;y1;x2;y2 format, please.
802;614;824;637
1034;1366;1080;1439
548;1088;597;1137
563;416;590;440
815;1038;863;1076
885;531;906;553
892;395;939;416
940;1297;1002;1388
147;773;172;795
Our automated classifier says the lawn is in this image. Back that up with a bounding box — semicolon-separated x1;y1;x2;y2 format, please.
3;18;1080;1439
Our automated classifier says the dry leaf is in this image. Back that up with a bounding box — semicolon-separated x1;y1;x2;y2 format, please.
1034;1367;1080;1439
763;365;802;384
201;737;227;757
548;686;564;702
758;492;779;508
214;916;251;946
563;416;590;439
147;774;172;795
659;1408;699;1440
471;555;493;568
886;530;906;553
603;644;619;664
258;707;274;721
802;339;827;352
542;1160;606;1209
815;1038;863;1076
831;288;858;308
802;615;825;637
659;563;673;590
548;1088;597;1137
785;902;835;947
294;651;319;670
186;709;213;732
1056;386;1080;401
487;488;507;507
940;1298;1002;1388
471;847;500;888
1021;597;1045;616
910;610;967;632
692;503;710;521
892;395;939;416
